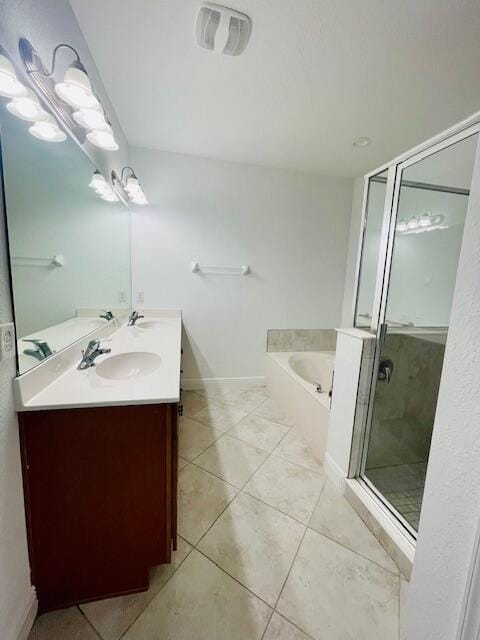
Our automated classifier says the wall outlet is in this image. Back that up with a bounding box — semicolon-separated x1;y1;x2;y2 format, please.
136;291;145;303
0;322;16;361
118;290;127;303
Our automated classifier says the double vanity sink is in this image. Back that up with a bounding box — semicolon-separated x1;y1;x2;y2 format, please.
15;310;182;612
15;310;181;410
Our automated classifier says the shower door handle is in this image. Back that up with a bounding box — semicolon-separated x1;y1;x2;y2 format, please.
378;358;394;383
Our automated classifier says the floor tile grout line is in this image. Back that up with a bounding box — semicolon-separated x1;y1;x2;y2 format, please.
305;523;401;577
187;453;325;529
194;547;275;612
77;605;105;640
115;537;195;640
268;611;318;640
305;481;400;576
271;480;328;617
184;389;293;432
240;484;323;528
259;608;275;640
190;481;241;548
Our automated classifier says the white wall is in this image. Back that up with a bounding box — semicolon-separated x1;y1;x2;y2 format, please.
130;147;354;382
404;134;480;638
0;2;127;638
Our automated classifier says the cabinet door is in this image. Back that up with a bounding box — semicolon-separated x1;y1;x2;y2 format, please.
19;403;173;612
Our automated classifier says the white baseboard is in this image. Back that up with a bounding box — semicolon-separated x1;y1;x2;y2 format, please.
182;376;265;391
13;587;37;640
324;453;347;493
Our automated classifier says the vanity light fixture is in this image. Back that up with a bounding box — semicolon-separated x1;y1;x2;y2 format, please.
29;114;67;142
72;104;108;132
112;167;148;205
396;210;447;235
0;45;67;143
88;170;119;202
19;38;119;151
6;87;48;122
86;125;119;151
0;49;26;97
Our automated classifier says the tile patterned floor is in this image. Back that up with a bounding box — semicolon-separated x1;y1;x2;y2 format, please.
29;387;406;640
367;461;427;531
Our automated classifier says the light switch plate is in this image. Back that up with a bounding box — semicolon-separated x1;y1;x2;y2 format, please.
136;291;145;303
0;322;16;361
118;290;127;303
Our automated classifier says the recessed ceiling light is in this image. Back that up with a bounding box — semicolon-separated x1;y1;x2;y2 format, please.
353;136;372;148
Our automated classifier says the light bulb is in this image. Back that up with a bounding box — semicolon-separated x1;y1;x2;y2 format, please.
6;88;48;122
73;106;108;131
407;216;419;230
29;115;66;142
86;125;119;151
396;219;408;232
0;53;27;98
55;61;99;110
125;176;142;195
89;171;107;190
131;193;148;205
419;212;431;227
101;191;119;202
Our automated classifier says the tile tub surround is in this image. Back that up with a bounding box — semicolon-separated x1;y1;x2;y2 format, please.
29;387;402;640
266;351;333;460
267;328;337;352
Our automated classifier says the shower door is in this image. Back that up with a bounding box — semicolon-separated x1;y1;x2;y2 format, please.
360;130;479;536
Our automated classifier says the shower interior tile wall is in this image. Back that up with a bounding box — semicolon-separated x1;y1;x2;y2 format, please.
367;332;446;469
267;329;337;352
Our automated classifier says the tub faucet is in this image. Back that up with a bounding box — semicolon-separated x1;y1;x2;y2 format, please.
77;339;111;370
313;381;323;393
128;310;145;326
23;339;54;362
100;310;114;321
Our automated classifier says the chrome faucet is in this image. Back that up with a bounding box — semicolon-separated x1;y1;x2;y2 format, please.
77;339;111;370
100;310;114;321
23;339;54;362
128;310;145;326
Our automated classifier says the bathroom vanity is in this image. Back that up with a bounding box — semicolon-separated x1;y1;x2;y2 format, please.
14;311;182;612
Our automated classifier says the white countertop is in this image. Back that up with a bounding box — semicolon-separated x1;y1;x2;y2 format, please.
14;310;182;412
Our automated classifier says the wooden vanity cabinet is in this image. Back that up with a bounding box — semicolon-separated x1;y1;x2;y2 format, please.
18;402;178;613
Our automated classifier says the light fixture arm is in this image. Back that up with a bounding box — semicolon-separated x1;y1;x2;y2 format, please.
120;166;138;183
41;43;82;78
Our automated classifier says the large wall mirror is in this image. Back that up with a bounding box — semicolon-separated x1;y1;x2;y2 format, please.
0;109;131;375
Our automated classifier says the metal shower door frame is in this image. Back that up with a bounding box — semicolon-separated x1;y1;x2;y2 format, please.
354;113;480;538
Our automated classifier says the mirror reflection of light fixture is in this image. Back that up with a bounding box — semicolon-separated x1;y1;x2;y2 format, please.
19;38;119;151
6;87;48;121
0;49;27;97
88;170;119;202
112;167;148;205
72;105;108;131
396;210;447;235
29;114;67;142
86;124;119;151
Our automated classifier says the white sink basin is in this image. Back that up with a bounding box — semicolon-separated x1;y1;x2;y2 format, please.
95;352;161;380
135;320;165;330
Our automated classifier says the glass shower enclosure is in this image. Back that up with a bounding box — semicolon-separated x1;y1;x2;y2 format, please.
354;122;479;537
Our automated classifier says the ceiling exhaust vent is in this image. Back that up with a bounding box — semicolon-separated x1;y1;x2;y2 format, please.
195;3;252;56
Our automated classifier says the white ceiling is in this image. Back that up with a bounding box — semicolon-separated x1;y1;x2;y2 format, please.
70;0;480;177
